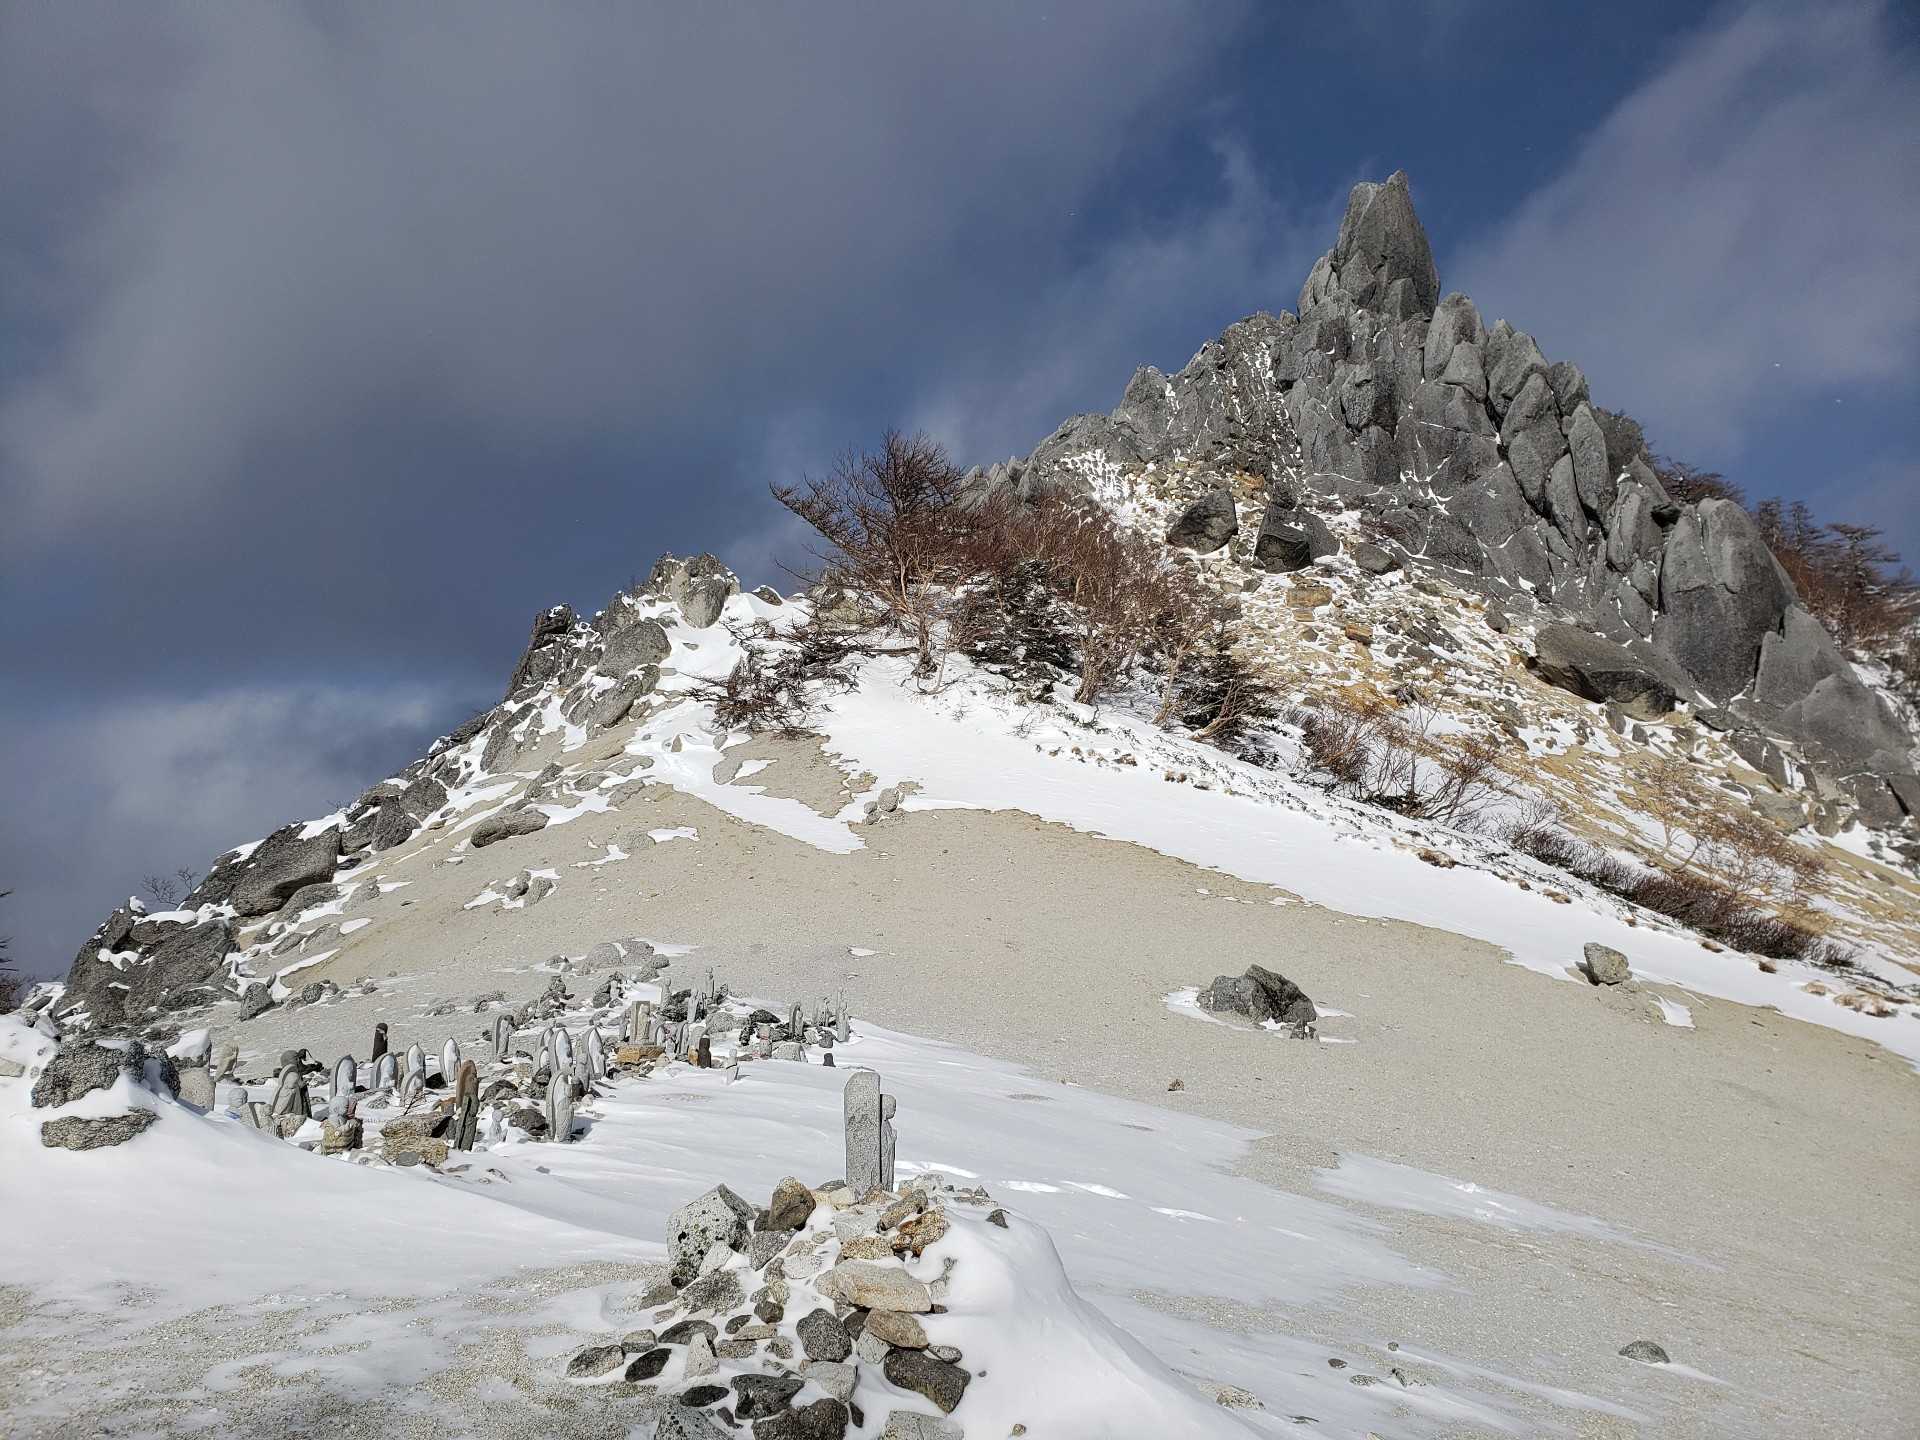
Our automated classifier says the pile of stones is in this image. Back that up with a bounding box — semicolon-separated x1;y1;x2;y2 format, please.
568;1072;993;1439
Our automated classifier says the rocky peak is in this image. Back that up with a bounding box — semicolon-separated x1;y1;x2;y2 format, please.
963;171;1916;806
1300;170;1440;319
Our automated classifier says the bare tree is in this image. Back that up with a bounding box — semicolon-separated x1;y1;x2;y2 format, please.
772;430;975;675
141;867;199;908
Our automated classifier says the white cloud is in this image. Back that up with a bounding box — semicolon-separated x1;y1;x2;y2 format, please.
1451;1;1920;457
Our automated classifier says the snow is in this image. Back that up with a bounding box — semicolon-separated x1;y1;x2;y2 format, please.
646;826;698;844
0;1007;1643;1435
811;651;1920;1067
338;918;371;935
1312;1153;1698;1262
1652;995;1695;1028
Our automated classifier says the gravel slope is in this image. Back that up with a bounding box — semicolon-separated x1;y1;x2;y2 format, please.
194;735;1920;1439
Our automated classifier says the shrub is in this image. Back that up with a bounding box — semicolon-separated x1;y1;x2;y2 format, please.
1163;615;1285;763
1291;694;1509;825
1503;807;1829;961
772;431;977;675
693;613;867;737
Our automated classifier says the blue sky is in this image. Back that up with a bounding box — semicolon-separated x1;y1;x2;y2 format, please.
2;1;1916;976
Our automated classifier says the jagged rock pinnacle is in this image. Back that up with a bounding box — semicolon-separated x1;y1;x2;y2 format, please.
1300;170;1440;318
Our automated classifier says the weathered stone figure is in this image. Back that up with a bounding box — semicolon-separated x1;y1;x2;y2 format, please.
440;1038;461;1080
404;1042;426;1086
492;1015;513;1060
372;1052;399;1091
453;1059;479;1151
329;1055;356;1118
270;1064;309;1120
546;1072;574;1142
370;1022;388;1062
584;1027;605;1079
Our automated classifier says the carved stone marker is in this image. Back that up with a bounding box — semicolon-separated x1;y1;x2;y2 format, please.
370;1022;389;1062
844;1070;896;1196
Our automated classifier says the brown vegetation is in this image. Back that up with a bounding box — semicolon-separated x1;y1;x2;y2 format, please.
1503;799;1836;961
1292;693;1509;826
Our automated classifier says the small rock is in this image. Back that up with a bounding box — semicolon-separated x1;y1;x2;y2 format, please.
878;1415;962;1440
624;1347;670;1381
566;1343;625;1379
817;1261;933;1313
730;1371;805;1420
678;1384;729;1408
684;1332;717;1378
797;1307;851;1363
766;1175;816;1231
1619;1340;1670;1364
1583;942;1631;986
620;1330;658;1351
681;1267;745;1314
863;1309;928;1349
750;1398;849;1440
654;1403;732;1439
802;1360;857;1403
881;1349;969;1413
658;1319;718;1348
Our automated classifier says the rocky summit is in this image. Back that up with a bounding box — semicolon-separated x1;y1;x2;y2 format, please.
964;171;1914;801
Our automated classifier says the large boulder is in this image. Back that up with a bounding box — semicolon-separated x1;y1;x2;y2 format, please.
1198;965;1317;1032
31;1040;138;1109
1532;624;1689;720
1653;501;1794;702
1164;488;1237;553
58;919;233;1025
227;826;342;918
600;616;671;676
41;1111;157;1151
506;604;579;699
470;808;549;849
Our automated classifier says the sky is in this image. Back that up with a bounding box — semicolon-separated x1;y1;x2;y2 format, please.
2;0;1916;979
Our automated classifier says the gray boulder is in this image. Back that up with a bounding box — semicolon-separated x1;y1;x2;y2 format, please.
588;667;660;729
1653;501;1794;702
229;826;342;918
1532;625;1687;720
1164;488;1238;553
1198;965;1317;1031
59;918;234;1025
32;1040;137;1109
1619;1340;1670;1365
365;800;415;852
506;604;579;699
1254;506;1315;573
666;1184;755;1286
41;1111;158;1151
470;808;549;849
1581;943;1631;986
601;617;671;676
1349;540;1400;574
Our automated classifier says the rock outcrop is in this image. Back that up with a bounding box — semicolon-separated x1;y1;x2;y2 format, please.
960;171;1915;796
